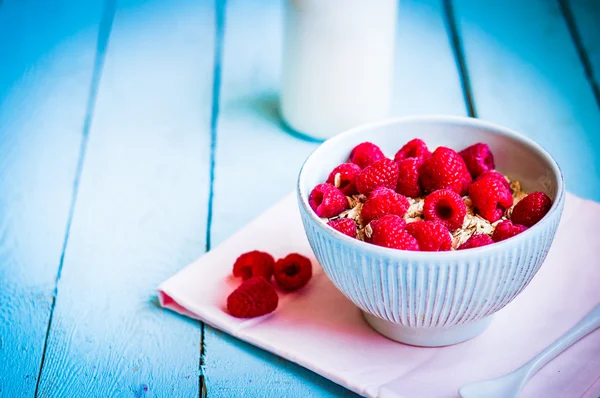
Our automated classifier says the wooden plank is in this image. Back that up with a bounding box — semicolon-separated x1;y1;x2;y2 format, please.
34;0;215;396
562;0;600;107
0;1;104;395
204;0;465;396
394;0;466;116
454;0;600;200
205;1;335;395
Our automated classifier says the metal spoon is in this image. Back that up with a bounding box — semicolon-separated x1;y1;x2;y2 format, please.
459;304;600;398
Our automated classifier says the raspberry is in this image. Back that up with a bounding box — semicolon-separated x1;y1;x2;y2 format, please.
405;221;452;251
356;158;400;195
361;187;410;224
511;192;553;227
227;276;278;318
458;234;494;250
477;170;510;190
326;163;362;196
469;176;513;222
394;138;431;162
492;220;528;242
369;215;419;250
419;147;472;195
423;189;466;231
395;157;423;198
232;250;275;281
349;142;385;168
459;143;495;178
309;183;348;218
327;218;357;238
274;253;313;291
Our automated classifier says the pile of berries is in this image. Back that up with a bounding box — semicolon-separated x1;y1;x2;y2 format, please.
226;251;312;318
309;139;553;251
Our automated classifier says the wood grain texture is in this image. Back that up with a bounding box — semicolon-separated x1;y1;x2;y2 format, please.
203;0;464;396
35;0;215;396
0;1;104;395
454;0;600;200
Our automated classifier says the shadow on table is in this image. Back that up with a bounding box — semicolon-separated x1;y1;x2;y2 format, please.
150;295;202;329
229;93;325;144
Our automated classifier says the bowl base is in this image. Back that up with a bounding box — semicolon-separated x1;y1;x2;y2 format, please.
362;312;493;347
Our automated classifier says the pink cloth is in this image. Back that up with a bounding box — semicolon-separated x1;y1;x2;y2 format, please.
158;192;600;398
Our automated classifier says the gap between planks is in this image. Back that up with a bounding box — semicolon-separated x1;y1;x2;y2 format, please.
33;0;117;396
25;0;595;395
558;0;600;110
201;0;227;396
198;0;600;395
443;0;478;118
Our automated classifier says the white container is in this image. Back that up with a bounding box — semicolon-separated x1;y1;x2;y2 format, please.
281;0;397;140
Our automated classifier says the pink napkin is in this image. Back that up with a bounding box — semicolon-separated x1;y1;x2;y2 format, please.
158;192;600;398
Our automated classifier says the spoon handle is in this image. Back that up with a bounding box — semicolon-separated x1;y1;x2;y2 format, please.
518;304;600;382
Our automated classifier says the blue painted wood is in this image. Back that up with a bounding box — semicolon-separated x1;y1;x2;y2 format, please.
0;1;104;395
205;1;336;395
34;0;215;396
394;0;466;116
454;0;600;201
203;0;464;396
4;0;596;396
565;0;600;106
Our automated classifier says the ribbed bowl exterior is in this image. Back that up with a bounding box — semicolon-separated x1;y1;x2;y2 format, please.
299;195;564;328
297;116;566;330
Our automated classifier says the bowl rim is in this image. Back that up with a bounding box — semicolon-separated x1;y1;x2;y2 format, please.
297;114;565;258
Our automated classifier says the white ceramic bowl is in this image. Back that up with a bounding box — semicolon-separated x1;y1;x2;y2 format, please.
297;115;565;347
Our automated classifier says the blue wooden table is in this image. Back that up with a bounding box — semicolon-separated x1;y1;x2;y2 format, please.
1;0;599;396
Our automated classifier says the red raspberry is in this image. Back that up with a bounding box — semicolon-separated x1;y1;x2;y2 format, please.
394;138;431;162
423;189;466;231
232;250;275;281
361;187;410;224
511;192;553;227
458;234;494;250
492;220;528;242
459;143;495;178
395;157;423;198
369;215;419;250
309;183;348;218
227;276;278;318
327;218;357;238
349;142;385;168
477;170;510;190
469;176;513;222
419;147;472;195
274;253;313;291
405;221;452;251
356;158;400;195
326;163;362;196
